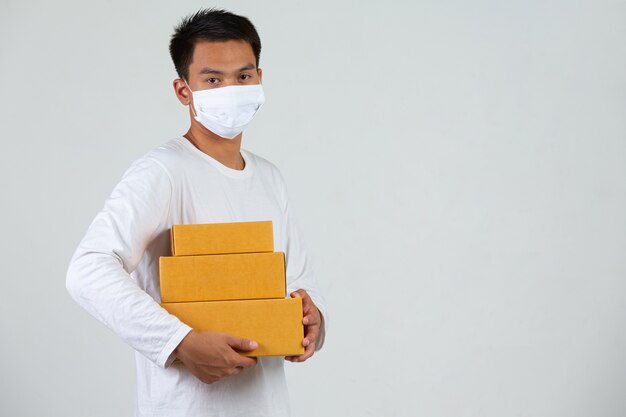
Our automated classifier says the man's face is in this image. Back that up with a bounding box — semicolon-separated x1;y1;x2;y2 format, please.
173;39;263;138
185;39;262;91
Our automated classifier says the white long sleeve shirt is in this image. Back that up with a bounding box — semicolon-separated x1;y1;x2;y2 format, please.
66;136;327;417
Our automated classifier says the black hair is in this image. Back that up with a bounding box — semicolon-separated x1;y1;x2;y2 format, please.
169;8;262;81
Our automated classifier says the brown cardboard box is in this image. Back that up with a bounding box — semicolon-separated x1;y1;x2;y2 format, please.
159;252;286;303
170;220;274;256
162;297;304;357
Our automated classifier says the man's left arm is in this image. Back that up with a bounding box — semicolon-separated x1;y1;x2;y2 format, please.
278;172;328;363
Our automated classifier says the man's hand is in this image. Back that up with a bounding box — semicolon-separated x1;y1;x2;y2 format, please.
285;289;322;363
173;330;258;384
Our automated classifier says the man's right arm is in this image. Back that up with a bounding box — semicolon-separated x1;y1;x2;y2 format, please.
66;156;258;378
66;157;192;368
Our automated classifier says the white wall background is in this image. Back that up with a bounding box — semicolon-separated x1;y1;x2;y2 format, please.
1;0;625;416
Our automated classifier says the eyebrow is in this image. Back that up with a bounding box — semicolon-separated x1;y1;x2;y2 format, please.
199;64;256;75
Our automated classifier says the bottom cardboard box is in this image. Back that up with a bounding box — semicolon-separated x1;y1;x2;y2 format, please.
162;297;304;357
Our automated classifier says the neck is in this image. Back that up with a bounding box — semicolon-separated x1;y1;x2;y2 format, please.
183;121;245;170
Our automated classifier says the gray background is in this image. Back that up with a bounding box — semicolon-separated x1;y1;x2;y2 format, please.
1;0;625;416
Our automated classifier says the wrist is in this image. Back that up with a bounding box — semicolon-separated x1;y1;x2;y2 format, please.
174;329;196;358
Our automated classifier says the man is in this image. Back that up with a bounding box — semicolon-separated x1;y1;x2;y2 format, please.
66;8;327;417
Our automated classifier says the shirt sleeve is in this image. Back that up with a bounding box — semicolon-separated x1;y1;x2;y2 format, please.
277;170;329;352
66;156;192;368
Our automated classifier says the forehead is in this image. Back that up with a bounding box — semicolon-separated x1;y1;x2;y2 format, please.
189;40;256;72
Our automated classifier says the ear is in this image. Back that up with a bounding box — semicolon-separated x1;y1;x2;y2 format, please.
173;79;192;106
257;68;263;83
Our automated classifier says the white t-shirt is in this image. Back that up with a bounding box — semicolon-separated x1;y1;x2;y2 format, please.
66;136;327;417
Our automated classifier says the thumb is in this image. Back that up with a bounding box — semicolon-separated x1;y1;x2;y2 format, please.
227;336;258;351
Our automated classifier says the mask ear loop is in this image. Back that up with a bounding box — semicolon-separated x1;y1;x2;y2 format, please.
182;78;198;117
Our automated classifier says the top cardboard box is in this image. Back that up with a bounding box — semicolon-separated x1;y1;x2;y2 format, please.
170;220;274;256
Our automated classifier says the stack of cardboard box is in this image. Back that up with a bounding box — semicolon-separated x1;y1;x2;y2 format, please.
159;220;304;357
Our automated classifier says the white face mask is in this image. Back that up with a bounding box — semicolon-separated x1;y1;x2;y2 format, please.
183;78;265;139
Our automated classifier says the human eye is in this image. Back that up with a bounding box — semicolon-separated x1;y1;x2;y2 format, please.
207;77;220;85
239;74;252;81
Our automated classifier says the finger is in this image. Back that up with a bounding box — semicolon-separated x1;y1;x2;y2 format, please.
302;341;316;360
289;342;316;363
302;311;320;326
304;321;320;338
232;354;258;368
290;290;303;299
290;289;311;302
295;292;317;317
227;336;258;351
303;325;319;347
292;291;315;317
195;366;225;384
